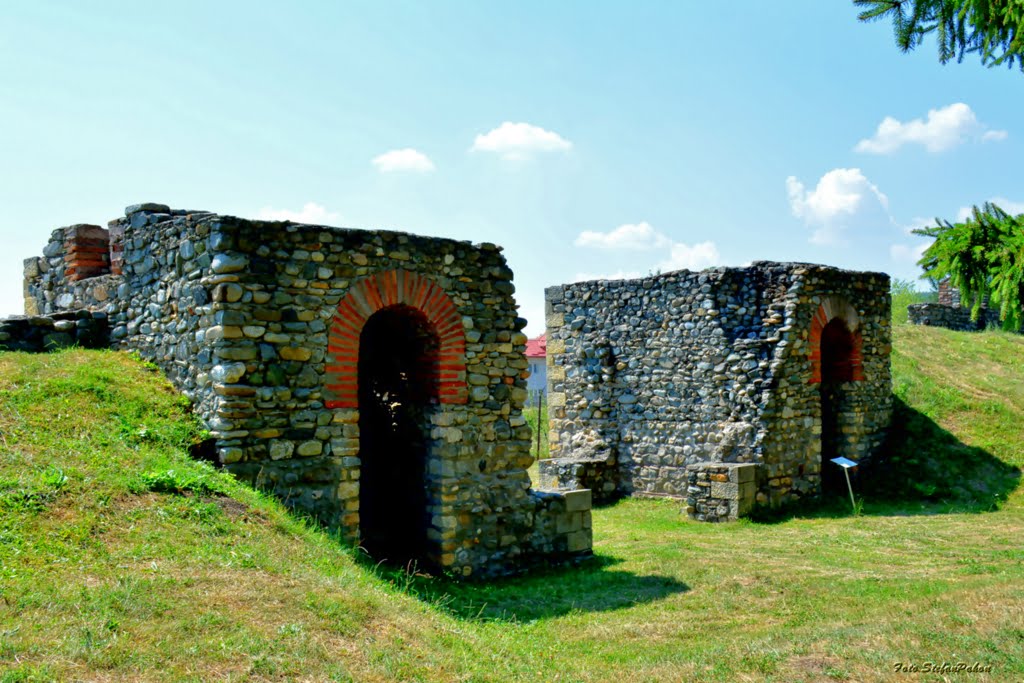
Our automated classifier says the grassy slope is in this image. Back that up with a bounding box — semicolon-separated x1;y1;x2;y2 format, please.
0;325;1022;682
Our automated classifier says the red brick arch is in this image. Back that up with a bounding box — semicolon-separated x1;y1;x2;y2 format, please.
324;269;467;409
808;295;865;384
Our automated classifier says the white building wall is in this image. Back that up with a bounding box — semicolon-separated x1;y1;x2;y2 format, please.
526;357;547;393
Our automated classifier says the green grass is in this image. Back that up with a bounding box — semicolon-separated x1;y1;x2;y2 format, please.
890;278;936;325
1;327;1022;682
522;396;548;484
522;395;549;461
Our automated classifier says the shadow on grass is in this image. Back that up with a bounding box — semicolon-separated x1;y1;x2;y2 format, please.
368;554;689;622
751;396;1021;524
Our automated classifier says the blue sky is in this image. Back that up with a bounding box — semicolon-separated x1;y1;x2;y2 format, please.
1;1;1021;335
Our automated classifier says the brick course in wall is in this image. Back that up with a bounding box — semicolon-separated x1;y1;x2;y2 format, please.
63;225;111;281
325;269;468;408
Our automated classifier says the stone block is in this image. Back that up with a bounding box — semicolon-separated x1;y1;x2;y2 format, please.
279;346;312;361
546;312;564;328
710;481;738;500
735;493;755;518
296;440;323;457
566;529;591;553
564;489;591;512
211;253;248;274
730;463;757;484
331;409;359;424
125;202;170;215
220;447;244;464
336;482;358;500
268;440;294;460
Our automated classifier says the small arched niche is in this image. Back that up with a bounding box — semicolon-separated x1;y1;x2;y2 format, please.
357;304;440;566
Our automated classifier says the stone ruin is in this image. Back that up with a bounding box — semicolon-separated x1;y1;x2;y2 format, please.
13;203;592;578
7;202;897;556
539;262;893;521
908;279;1019;332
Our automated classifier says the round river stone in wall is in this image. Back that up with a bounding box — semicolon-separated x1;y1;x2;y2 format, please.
211;253;248;274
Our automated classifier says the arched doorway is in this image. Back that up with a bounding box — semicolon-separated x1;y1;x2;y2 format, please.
357;304;439;566
819;317;855;494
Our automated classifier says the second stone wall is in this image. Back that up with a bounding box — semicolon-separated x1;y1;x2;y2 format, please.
545;262;892;509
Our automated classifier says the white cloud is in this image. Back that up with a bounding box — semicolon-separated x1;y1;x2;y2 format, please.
786;168;890;245
574;222;671;250
855;103;1006;154
471;122;572;160
574;221;720;278
256;202;340;224
890;241;929;264
657;241;720;272
572;270;642;283
372;148;435;173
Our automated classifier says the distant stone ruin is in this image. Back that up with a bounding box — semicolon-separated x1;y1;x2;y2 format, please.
540;262;893;521
14;203;592;577
907;279;1017;332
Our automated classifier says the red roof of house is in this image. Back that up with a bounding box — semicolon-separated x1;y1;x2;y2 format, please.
524;333;546;358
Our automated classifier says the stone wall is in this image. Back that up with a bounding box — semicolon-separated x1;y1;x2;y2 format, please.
538;454;620;505
910;280;1015;332
0;310;108;352
26;204;221;423
543;262;892;512
20;203;592;578
685;463;756;522
907;303;994;331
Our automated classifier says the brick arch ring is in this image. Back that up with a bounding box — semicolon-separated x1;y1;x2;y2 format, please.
808;294;865;384
324;269;468;409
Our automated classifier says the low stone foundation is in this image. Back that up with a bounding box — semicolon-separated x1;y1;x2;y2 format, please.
0;311;109;352
907;303;995;331
538;457;620;505
684;462;757;522
528;489;593;559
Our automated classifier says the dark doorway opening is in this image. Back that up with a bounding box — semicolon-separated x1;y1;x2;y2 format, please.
820;318;854;495
358;305;439;567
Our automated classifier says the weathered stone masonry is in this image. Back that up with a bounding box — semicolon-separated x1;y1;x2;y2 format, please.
540;262;892;520
907;279;1014;332
20;203;592;577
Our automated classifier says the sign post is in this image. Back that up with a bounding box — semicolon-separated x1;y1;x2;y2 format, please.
830;456;859;512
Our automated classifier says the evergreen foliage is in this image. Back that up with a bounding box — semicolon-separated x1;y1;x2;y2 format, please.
855;0;1024;69
913;202;1024;329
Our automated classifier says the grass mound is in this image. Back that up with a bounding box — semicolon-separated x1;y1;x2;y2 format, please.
0;324;1022;682
864;325;1024;511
